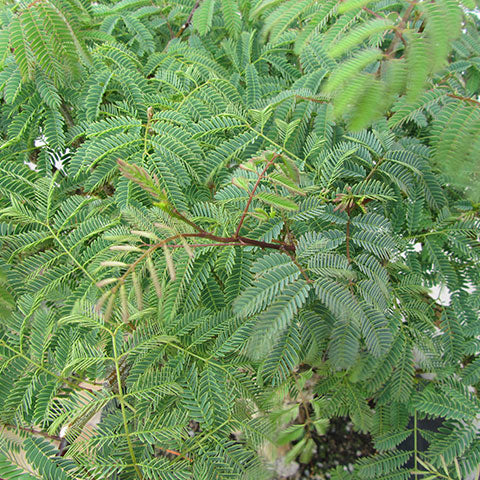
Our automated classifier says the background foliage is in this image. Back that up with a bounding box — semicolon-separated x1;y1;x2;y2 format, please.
0;0;479;478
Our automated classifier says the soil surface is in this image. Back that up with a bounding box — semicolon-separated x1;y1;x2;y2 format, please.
276;417;375;479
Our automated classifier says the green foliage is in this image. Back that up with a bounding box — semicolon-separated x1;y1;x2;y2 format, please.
0;0;479;479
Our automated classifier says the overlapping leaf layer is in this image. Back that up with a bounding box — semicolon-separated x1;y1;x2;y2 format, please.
0;0;479;479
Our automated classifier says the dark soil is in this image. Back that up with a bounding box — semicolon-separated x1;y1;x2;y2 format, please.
280;417;375;479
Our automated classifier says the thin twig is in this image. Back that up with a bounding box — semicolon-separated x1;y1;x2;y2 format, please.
295;95;329;104
346;214;351;264
0;340;96;392
175;0;202;37
235;155;278;237
113;234;192;288
363;6;384;19
364;157;385;183
1;423;61;441
60;102;74;128
168;207;207;234
114;230;296;290
111;336;143;479
157;446;192;462
447;93;480;107
386;2;416;57
287;252;312;284
168;242;245;248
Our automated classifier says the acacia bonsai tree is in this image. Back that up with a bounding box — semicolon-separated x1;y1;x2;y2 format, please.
0;0;479;478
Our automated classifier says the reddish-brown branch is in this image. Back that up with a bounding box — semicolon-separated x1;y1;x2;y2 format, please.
2;423;61;442
447;93;480;107
116;230;296;292
295;95;329;104
168;242;245;248
364;157;385;183
346;215;351;264
235;155;278;237
168;208;207;234
363;7;384;19
60;102;74;128
237;234;295;251
287;252;312;284
386;2;416;57
27;0;43;8
180;232;295;251
175;0;202;38
157;446;192;462
165;18;174;39
189;231;295;251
